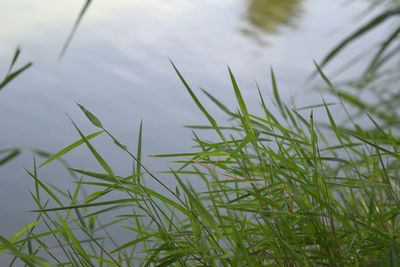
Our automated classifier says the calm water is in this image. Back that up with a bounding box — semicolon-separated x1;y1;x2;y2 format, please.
0;0;380;240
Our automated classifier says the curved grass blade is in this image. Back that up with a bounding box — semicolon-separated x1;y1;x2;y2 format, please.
364;25;400;78
319;8;400;68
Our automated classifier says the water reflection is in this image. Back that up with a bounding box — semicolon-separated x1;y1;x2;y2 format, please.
241;0;303;41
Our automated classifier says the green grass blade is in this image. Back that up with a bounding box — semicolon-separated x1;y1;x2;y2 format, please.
77;103;104;128
31;198;139;212
320;8;400;68
0;149;20;166
59;0;93;59
170;60;227;143
0;62;32;91
39;131;103;168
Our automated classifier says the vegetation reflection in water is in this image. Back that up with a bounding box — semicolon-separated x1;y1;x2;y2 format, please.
241;0;303;40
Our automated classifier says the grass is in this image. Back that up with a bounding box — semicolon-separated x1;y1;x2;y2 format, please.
317;1;400;89
0;61;399;266
0;48;32;93
0;0;93;167
1;2;400;266
0;48;40;167
0;49;71;169
59;0;93;59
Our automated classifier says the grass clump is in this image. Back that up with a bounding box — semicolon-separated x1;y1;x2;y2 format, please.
0;62;399;266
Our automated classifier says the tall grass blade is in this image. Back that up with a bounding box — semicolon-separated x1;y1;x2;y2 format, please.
59;0;93;59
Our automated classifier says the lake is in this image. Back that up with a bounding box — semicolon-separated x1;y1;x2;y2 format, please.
0;0;382;242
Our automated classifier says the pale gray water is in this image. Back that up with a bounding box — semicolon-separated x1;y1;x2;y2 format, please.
0;0;383;244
